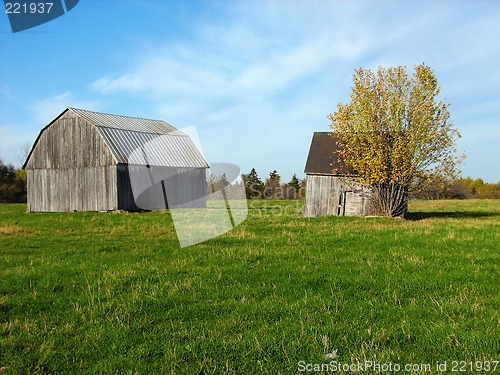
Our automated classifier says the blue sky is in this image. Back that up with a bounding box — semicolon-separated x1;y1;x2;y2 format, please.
1;0;499;183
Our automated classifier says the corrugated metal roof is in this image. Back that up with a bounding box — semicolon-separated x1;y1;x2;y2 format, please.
69;107;208;168
98;127;209;167
70;107;179;134
304;132;355;175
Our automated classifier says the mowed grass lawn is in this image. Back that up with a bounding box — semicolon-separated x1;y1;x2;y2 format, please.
0;199;499;374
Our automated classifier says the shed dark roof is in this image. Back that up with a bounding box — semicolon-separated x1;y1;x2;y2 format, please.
304;132;354;175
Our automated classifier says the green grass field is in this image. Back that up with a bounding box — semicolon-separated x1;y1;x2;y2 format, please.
1;199;499;374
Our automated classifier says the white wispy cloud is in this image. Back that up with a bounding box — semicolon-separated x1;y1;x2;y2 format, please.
90;3;370;97
29;92;101;124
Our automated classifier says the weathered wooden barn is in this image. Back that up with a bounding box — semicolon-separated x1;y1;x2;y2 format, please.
304;132;375;218
23;107;209;212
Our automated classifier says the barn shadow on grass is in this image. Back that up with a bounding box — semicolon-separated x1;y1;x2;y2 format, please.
407;210;500;221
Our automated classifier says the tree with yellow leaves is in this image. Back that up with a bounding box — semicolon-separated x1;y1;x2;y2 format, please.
328;64;463;217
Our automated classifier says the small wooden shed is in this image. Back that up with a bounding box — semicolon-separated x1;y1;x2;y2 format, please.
304;132;375;218
23;107;209;212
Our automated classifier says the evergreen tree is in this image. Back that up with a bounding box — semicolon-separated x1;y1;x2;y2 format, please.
218;173;229;188
263;170;281;199
242;168;264;199
288;174;301;193
266;170;281;188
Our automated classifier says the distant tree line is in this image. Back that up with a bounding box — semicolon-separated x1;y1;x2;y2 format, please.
0;159;27;203
410;176;500;200
241;168;305;199
240;168;499;201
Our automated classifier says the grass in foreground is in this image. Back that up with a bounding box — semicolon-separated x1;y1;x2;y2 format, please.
0;199;499;374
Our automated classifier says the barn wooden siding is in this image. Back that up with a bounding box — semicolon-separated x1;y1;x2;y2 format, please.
25;111;118;212
26;167;117;212
304;132;377;218
304;175;374;218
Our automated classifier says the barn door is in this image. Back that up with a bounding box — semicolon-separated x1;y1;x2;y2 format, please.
337;191;347;216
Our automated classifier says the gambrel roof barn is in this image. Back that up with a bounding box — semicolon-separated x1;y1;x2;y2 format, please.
23;108;209;212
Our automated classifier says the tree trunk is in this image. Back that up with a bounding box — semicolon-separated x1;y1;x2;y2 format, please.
372;183;408;218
